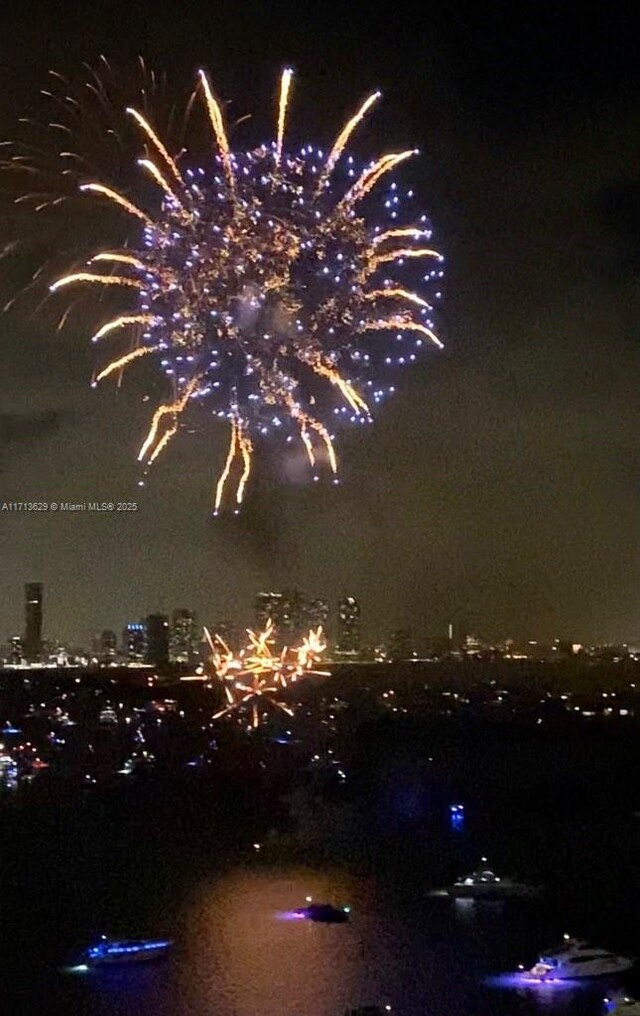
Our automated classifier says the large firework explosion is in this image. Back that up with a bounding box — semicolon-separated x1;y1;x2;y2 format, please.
203;620;328;729
4;61;443;512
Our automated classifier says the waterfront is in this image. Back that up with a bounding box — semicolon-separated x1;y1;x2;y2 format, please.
2;702;638;1016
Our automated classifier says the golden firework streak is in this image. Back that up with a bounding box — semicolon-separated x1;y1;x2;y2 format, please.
90;252;146;269
371;246;443;266
365;288;433;311
310;358;370;415
79;183;154;226
360;317;443;349
371;227;431;246
96;345;157;381
275;68;293;168
90;314;156;343
299;422;316;468
137;158;183;205
341;150;417;208
237;425;253;504
50;272;143;292
214;422;238;513
285;394;338;473
197;70;235;197
316;90;381;191
214;418;254;513
138;374;202;464
126;107;183;184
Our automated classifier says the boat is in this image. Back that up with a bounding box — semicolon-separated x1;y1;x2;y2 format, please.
431;859;541;899
293;903;350;923
71;935;172;968
524;936;635;980
605;993;640;1015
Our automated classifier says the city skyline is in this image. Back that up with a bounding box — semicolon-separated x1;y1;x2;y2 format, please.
1;3;639;647
1;579;638;655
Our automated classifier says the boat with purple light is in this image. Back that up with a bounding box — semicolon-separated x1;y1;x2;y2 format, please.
293;903;351;923
68;935;172;969
523;936;634;981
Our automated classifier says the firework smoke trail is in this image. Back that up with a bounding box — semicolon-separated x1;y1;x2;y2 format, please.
6;64;444;512
205;620;328;729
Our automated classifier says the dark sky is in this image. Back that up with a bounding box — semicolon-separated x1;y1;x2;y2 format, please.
1;1;639;645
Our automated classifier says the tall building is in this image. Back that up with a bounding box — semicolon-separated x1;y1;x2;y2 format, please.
336;596;361;657
306;598;329;633
170;608;198;663
100;629;118;663
9;635;23;665
146;614;170;665
24;582;43;662
123;622;147;663
388;628;413;660
255;591;283;630
279;588;305;640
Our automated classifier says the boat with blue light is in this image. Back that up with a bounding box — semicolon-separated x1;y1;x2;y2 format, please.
70;935;172;968
294;903;351;923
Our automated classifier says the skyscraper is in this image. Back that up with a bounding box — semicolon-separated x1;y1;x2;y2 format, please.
279;588;305;639
170;608;198;663
100;629;118;663
123;622;147;663
9;635;23;665
336;596;361;657
255;591;283;630
24;582;43;662
388;628;413;660
146;614;170;665
306;598;329;632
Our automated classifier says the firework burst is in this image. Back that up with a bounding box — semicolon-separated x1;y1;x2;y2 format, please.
204;620;328;729
5;63;443;511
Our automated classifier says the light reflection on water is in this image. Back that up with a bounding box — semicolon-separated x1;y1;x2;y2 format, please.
173;868;386;1016
72;864;620;1016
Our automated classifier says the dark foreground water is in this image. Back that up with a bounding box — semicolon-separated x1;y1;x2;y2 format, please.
1;723;639;1016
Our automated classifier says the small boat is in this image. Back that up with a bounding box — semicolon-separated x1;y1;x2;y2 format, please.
524;936;635;980
605;993;640;1015
71;935;172;968
294;903;350;923
431;859;540;899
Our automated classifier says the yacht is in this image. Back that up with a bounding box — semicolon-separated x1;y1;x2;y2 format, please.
69;935;172;969
432;859;540;898
605;993;640;1015
525;936;634;980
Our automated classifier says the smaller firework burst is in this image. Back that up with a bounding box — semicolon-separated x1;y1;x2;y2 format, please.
204;620;328;729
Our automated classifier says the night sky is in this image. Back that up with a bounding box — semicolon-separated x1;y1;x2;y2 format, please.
1;1;639;645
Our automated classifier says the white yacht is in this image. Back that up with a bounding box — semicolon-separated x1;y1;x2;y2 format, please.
525;936;635;980
432;859;540;898
604;993;640;1016
67;935;173;970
